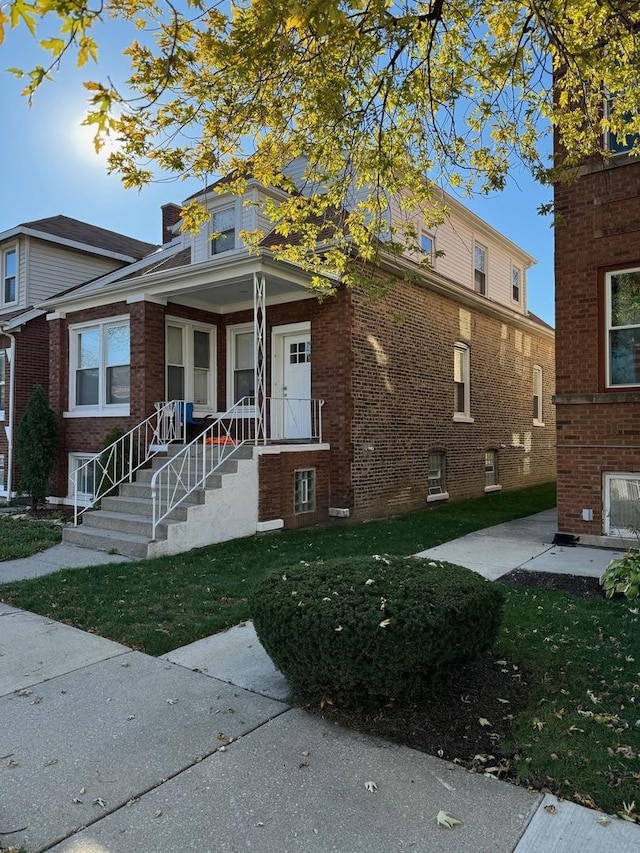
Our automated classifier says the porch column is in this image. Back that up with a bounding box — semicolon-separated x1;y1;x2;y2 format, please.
253;272;266;443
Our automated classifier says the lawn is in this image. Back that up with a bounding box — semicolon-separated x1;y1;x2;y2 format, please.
0;513;63;560
2;481;638;819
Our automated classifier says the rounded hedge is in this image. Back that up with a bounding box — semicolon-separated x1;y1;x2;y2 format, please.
251;555;504;705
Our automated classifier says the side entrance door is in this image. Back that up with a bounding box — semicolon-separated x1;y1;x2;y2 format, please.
282;332;311;439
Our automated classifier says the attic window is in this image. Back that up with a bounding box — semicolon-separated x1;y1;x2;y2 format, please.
211;207;236;254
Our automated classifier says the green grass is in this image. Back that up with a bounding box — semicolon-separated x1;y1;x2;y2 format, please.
0;514;63;560
499;587;640;818
0;482;555;652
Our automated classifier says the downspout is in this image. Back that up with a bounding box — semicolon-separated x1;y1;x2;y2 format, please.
2;328;17;505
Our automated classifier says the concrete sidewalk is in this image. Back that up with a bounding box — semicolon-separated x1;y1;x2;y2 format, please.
1;511;638;852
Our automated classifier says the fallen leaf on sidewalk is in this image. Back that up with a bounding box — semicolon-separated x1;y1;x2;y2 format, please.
364;781;377;792
436;810;462;829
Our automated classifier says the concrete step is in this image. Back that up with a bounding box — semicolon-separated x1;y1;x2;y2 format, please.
63;525;151;559
100;495;192;519
164;442;253;461
78;510;168;540
138;460;238;482
119;481;215;501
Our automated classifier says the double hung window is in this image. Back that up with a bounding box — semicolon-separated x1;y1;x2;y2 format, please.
428;451;447;499
420;232;434;263
211;207;236;255
533;365;543;424
2;248;17;305
453;343;471;420
227;324;255;407
512;267;521;302
167;322;215;407
474;243;487;295
485;450;499;489
71;318;130;412
606;268;640;388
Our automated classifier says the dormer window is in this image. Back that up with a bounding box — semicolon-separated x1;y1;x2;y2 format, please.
211;206;236;254
2;248;17;305
420;231;434;263
474;242;487;295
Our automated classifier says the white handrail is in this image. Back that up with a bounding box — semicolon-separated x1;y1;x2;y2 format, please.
151;397;252;539
71;399;185;525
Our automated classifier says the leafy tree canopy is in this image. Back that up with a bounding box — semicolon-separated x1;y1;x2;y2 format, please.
2;0;640;283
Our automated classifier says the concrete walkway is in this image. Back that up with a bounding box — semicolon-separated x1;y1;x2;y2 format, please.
0;511;638;852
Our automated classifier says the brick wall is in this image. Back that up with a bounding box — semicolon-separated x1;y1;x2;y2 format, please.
258;449;330;528
554;158;640;539
349;278;556;520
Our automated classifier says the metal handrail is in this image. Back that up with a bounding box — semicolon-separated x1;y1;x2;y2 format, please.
71;399;185;525
150;396;253;540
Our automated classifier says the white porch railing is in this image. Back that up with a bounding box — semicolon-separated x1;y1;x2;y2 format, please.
71;400;185;525
150;396;324;540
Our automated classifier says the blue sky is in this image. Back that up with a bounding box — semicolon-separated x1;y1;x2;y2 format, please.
0;22;555;326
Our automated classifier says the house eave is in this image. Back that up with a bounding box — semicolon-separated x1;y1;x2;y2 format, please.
0;226;145;264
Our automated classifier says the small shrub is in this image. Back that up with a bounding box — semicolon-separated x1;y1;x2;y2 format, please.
15;384;58;510
251;556;504;705
600;551;640;600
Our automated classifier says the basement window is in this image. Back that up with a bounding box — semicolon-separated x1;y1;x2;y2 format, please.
604;473;640;537
294;468;316;514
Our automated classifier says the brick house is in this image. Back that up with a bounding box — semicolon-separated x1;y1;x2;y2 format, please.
554;129;640;546
38;178;555;558
0;217;156;501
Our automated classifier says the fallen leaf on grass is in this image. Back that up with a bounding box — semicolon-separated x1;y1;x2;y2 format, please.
436;810;462;829
478;718;491;727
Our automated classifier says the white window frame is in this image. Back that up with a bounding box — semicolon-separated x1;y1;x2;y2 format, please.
474;242;487;296
533;364;544;426
226;322;256;411
512;266;522;303
605;267;640;389
2;246;17;307
165;318;216;411
67;316;131;417
0;453;5;494
427;451;449;502
484;449;502;493
603;472;640;537
294;468;316;514
453;342;473;423
68;452;99;505
210;204;237;255
0;349;5;420
420;231;435;264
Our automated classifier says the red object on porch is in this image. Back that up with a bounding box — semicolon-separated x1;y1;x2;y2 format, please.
205;436;237;445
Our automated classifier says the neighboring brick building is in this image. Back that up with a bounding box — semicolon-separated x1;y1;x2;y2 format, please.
0;217;156;501
39;175;555;557
554;139;640;546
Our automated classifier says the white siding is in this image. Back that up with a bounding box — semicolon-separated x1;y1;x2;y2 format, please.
27;239;123;305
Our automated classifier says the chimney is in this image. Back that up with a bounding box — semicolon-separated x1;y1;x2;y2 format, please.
161;203;182;244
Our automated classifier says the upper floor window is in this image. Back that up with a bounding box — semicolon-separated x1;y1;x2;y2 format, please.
533;365;544;425
0;350;5;417
453;342;472;421
606;267;640;388
474;242;487;295
605;95;639;156
512;266;521;303
3;248;17;306
420;231;434;263
211;206;236;255
70;318;130;412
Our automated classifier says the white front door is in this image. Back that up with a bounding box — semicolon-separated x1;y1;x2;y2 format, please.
282;332;311;438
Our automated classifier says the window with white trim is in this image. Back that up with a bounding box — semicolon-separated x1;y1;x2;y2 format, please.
604;473;640;537
294;468;316;513
211;206;236;255
166;321;215;407
533;365;544;425
512;266;521;303
69;453;97;503
0;454;4;492
70;318;130;412
606;267;640;388
227;323;255;407
2;247;17;306
0;350;5;418
453;342;471;420
428;451;447;499
420;231;434;263
474;242;487;295
485;450;499;489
